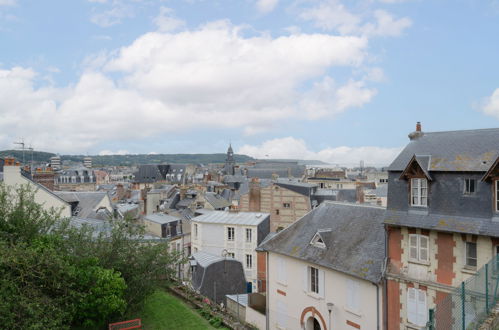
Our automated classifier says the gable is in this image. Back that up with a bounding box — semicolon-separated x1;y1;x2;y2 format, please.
399;155;432;181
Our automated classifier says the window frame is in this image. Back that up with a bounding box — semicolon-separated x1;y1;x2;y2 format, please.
407;287;427;326
310;266;319;294
463;178;476;195
246;254;253;269
246;228;252;243
283;202;291;208
465;241;477;269
410;178;428;207
227;227;235;241
408;234;429;263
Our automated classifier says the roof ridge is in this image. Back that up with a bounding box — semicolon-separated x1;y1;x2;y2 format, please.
424;127;499;134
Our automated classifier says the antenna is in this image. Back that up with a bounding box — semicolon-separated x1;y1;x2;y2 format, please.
13;138;26;164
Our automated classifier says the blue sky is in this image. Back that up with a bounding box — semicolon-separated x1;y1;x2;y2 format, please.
1;0;499;166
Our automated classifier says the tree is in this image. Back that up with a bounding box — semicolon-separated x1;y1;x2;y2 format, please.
0;183;183;328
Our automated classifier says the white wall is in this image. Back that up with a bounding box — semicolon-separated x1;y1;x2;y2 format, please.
3;166;71;218
191;220;259;291
267;252;383;330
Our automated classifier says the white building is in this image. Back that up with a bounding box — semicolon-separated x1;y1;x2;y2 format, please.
258;202;385;330
191;210;270;292
2;159;71;218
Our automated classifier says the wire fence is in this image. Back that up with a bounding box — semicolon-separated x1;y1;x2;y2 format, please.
427;255;499;329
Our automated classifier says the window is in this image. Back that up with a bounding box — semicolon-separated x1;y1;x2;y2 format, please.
246;254;253;269
227;252;235;258
465;242;477;268
194;224;198;239
346;279;360;312
409;234;429;263
310;267;319;294
246;228;252;243
283;203;291;208
464;179;476;195
227;227;235;241
275;209;280;215
407;288;427;326
411;178;428;207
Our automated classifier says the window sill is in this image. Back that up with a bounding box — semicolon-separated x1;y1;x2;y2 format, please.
305;291;323;300
462;267;477;275
408;259;430;266
277;281;287;287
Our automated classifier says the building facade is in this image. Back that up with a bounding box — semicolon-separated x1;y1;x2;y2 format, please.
385;125;499;329
191;210;270;292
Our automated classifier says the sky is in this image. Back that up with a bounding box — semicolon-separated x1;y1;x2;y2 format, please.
1;0;499;166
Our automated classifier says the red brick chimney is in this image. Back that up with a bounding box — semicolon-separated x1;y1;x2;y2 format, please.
408;121;424;140
416;121;421;132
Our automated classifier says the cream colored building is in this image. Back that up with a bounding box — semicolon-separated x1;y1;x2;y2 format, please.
3;162;71;218
239;180;315;232
258;202;386;330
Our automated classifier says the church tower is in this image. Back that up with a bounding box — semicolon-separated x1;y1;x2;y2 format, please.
224;144;235;175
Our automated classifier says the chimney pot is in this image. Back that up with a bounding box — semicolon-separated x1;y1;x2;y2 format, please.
416;121;421;132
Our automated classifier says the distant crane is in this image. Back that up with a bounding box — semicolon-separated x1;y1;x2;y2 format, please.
13;139;26;164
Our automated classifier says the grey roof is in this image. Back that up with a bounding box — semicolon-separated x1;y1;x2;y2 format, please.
223;175;246;183
144;213;180;224
204;192;231;209
388;128;499;172
275;180;317;197
226;294;248;306
55;191;109;218
384;209;499;237
176;197;195;209
133;165;166;183
258;202;386;283
191;251;225;267
193;210;270;226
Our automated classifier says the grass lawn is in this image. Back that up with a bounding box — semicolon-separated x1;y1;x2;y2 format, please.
134;290;216;330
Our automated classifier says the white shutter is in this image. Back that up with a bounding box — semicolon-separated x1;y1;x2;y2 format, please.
347;279;354;310
277;300;287;328
419;236;429;262
407;288;418;324
409;234;419;260
303;266;309;292
277;257;287;284
417;289;427;326
318;269;325;298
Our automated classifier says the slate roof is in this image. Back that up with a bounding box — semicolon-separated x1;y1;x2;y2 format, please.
275;180;317;197
144;213;180;224
193;210;270;226
204;192;231;210
55;191;109;218
133;165;166;183
388;128;499;172
384;209;499;237
258;202;386;283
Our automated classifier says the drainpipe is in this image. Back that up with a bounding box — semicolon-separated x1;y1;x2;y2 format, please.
266;251;270;330
374;283;380;330
383;224;389;330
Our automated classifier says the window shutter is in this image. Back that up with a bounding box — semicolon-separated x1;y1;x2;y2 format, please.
409;235;418;260
303;266;309;292
277;257;287;284
407;288;417;324
417;289;427;326
347;279;356;311
420;236;429;262
318;269;325;298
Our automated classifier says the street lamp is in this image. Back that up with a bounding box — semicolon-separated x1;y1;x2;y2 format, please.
327;302;334;330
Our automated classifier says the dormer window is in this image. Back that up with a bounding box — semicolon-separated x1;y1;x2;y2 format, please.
310;232;326;249
411;178;428;207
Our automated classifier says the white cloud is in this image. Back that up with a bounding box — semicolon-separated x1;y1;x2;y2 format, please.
239;137;402;166
90;1;134;27
0;21;377;153
256;0;279;14
299;0;412;37
482;88;499;118
98;149;130;155
0;0;16;6
153;7;185;32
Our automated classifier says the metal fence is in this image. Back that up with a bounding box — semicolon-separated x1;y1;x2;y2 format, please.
427;255;499;329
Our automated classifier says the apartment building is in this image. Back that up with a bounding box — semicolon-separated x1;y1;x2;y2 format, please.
191;210;270;292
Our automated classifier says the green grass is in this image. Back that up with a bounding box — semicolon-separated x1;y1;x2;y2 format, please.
134;290;215;330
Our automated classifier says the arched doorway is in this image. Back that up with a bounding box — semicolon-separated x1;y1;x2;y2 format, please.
300;307;327;330
306;316;322;330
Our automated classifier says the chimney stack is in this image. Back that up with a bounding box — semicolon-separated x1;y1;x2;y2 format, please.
408;121;424;141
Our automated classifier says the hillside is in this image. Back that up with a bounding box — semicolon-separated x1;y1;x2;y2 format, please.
0;150;254;166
